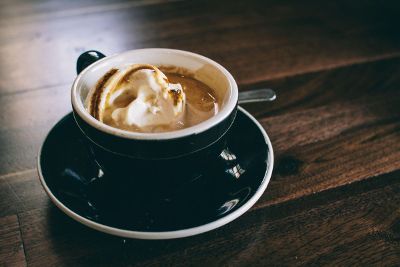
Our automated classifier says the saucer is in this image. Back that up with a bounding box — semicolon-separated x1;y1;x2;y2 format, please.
38;107;274;239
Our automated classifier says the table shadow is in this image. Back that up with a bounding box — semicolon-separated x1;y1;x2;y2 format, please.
45;202;236;266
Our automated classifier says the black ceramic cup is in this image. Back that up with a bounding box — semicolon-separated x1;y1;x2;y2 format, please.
71;49;238;189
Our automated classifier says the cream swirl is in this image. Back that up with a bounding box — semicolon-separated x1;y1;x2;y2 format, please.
86;64;185;130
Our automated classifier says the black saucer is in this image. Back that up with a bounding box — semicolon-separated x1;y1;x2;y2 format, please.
38;107;274;239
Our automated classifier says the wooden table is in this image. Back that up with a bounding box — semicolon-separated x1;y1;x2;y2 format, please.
1;0;400;266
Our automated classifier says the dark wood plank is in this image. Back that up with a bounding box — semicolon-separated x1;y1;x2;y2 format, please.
0;176;22;217
1;1;400;265
0;215;26;267
256;102;400;207
243;56;400;118
0;170;49;217
0;0;171;23
0;84;70;175
0;0;399;95
18;171;400;266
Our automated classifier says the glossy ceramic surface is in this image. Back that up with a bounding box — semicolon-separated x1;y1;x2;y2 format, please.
38;107;274;239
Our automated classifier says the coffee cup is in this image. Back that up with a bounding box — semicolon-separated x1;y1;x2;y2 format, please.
71;49;238;186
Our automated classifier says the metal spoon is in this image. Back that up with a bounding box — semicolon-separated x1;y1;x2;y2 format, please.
238;88;276;104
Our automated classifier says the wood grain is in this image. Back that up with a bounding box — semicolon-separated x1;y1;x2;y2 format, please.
259;106;400;207
0;0;399;95
0;170;49;218
243;56;400;118
1;0;400;265
0;84;70;175
0;215;26;267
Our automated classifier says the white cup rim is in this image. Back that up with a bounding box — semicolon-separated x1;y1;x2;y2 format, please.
71;48;238;141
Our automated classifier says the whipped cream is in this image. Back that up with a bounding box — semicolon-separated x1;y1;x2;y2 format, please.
86;64;186;130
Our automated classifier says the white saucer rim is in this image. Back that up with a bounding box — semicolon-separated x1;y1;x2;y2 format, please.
37;106;274;240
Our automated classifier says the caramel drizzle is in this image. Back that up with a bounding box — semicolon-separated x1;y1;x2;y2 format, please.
116;64;156;88
90;68;118;120
168;88;183;105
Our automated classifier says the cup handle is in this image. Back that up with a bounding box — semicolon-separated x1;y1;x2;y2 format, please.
76;50;106;74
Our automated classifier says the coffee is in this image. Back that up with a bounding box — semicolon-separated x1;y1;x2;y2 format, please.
86;64;219;133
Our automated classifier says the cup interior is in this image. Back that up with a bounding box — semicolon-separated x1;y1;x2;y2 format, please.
72;48;238;140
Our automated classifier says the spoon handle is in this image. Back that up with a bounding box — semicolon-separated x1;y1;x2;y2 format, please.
238;88;276;104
